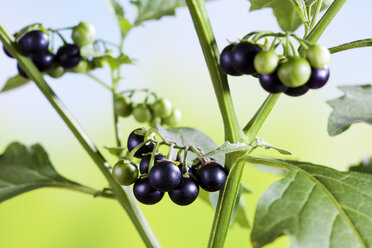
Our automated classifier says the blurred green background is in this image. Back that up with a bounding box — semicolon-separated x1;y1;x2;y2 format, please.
0;0;372;247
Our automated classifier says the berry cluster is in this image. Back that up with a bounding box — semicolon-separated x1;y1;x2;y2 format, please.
115;90;182;127
220;41;330;97
111;129;228;206
3;22;101;79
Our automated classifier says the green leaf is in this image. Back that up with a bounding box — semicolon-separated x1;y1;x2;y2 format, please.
1;74;30;92
349;157;372;174
104;0;133;36
0;142;86;203
203;141;251;158
156;125;249;227
251;158;372;248
251;137;292;155
248;0;334;32
327;85;372;136
104;53;132;71
131;0;186;25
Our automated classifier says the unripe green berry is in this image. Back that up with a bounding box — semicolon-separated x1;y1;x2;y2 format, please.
114;95;132;117
253;50;279;75
306;45;330;68
278;57;311;87
71;60;89;73
112;160;138;186
71;22;96;47
133;103;152;123
47;64;64;78
163;108;182;126
152;98;172;118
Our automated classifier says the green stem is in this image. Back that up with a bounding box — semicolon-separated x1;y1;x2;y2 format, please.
0;23;160;248
185;0;243;144
243;94;280;143
328;39;372;54
62;183;115;199
310;0;323;29
300;0;347;53
84;72;112;91
185;1;246;248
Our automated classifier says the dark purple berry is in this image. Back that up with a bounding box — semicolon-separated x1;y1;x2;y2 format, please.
149;160;181;192
284;85;309;97
17;63;28;78
139;154;166;174
259;73;288;94
56;44;81;69
31;52;55;72
18;30;49;55
196;162;227;192
231;42;261;75
133;177;164;205
305;66;330;89
220;44;242;76
169;177;199;206
3;45;13;58
127;129;155;158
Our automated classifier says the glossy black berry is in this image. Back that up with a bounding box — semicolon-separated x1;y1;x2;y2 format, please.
149;160;181;192
231;42;261;75
169;177;199;206
56;44;81;69
3;45;13;58
220;44;242;76
139;154;166;174
133;177;164;205
259;73;288;94
284;85;309;97
196;162;227;192
17;63;28;78
18;30;49;55
305;66;330;89
31;52;55;72
127;129;155;158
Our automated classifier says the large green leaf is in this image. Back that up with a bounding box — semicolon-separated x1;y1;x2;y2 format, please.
156;125;249;228
248;0;333;32
131;0;186;25
327;85;372;136
1;74;30;93
0;142;87;203
250;158;372;248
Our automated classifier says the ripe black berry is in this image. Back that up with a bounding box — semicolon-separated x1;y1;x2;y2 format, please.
231;42;261;75
3;45;13;58
56;44;81;69
196;162;227;192
31;52;55;72
169;177;199;206
133;177;164;205
305;66;330;89
259;73;288;94
149;160;181;192
127;129;155;158
139;154;166;174
18;30;49;55
17;63;28;78
284;85;309;97
220;44;242;76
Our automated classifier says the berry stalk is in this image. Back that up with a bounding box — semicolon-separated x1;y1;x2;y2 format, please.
0;23;160;248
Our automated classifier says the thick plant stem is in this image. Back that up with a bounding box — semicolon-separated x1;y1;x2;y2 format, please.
185;1;245;247
185;0;243;144
0;24;160;248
